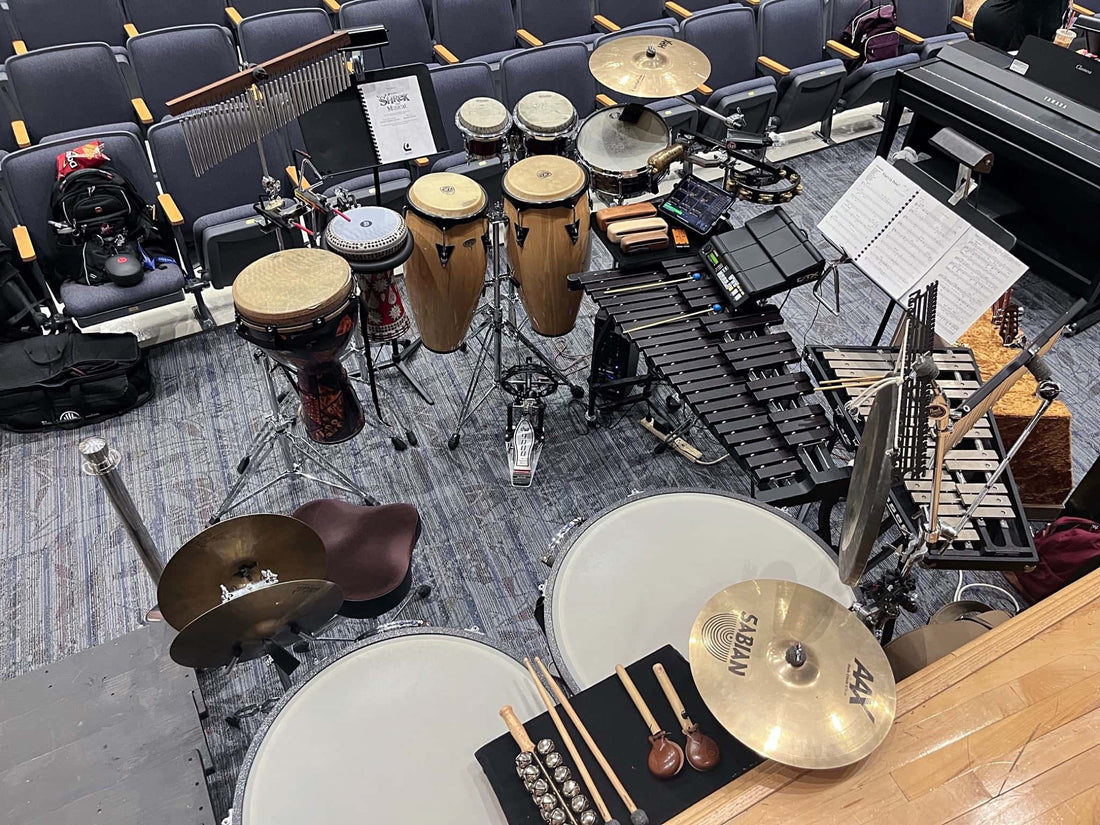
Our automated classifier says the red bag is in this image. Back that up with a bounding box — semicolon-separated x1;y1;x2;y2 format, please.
56;140;110;178
1011;517;1100;602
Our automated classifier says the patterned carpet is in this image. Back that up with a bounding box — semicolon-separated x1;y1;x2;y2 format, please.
1;134;1097;820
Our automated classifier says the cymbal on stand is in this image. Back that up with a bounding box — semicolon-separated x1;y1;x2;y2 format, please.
689;579;896;769
589;36;711;99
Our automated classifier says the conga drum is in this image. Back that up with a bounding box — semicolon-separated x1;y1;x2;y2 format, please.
323;206;413;342
233;628;545;825
233;248;364;444
513;91;578;158
403;173;489;353
502;156;590;337
456;96;513;162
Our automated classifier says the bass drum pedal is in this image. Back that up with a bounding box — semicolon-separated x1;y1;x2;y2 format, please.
502;360;558;487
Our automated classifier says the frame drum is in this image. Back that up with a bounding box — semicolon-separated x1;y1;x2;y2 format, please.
502;156;590;337
403;173;489;353
544;489;854;691
233;628;544;825
575;105;670;201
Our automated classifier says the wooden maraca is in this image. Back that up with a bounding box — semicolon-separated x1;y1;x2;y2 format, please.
652;663;720;772
615;665;684;779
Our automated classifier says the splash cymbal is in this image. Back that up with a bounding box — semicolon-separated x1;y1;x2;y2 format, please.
689;579;895;769
169;579;343;669
590;36;711;99
158;514;327;630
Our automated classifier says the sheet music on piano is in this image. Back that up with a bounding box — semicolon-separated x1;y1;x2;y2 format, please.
818;157;1028;342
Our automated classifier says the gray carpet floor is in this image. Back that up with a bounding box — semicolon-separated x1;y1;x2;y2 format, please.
1;134;1097;820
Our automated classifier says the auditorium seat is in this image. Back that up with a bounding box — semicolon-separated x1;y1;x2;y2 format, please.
680;6;776;135
0;131;202;327
593;0;679;33
894;0;968;56
500;42;598;119
4;44;153;147
338;0;436;68
430;0;523;66
225;0;335;28
122;0;231;36
7;0;130;53
127;26;239;122
755;0;846;132
238;8;333;65
513;0;603;48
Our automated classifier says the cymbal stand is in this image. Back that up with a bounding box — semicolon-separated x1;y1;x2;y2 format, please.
210;349;378;524
447;207;584;450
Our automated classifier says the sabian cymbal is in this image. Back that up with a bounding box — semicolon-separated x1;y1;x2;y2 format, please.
158;514;327;631
169;579;343;669
589;36;711;99
689;579;895;770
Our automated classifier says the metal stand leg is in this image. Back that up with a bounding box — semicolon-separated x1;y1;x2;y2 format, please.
348;330;418;451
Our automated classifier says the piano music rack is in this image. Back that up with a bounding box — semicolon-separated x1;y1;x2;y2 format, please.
805;345;1038;571
570;256;847;507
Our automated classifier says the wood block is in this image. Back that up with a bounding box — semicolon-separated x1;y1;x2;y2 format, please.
959;310;1073;511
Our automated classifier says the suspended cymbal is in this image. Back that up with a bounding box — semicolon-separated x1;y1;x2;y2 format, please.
689;579;895;769
158;514;327;630
839;381;899;586
589;36;711;99
169;579;343;669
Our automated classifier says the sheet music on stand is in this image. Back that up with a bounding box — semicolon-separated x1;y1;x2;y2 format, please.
818;157;1028;342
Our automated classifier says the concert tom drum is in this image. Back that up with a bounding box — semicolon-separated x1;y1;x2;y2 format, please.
544;489;854;691
456;96;513;161
232;628;544;825
233;248;363;444
502;156;590;337
513;91;578;158
575;104;671;201
404;173;489;353
323;206;412;342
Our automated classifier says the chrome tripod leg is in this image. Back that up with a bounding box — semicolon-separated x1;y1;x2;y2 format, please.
283;429;379;505
449;321;496;449
210;432;282;523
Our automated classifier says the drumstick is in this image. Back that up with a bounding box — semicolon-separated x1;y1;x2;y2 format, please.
623;304;722;335
603;272;702;295
524;658;616;825
534;657;650;825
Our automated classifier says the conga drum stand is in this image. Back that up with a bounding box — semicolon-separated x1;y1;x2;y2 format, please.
210;350;378;524
448;210;584;450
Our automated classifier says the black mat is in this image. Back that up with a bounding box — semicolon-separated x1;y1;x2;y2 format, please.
476;646;763;824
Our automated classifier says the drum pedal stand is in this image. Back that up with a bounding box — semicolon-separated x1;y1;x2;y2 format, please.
448;211;584;450
210;350;378;524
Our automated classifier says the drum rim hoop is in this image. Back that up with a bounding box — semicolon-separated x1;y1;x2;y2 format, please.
542;487;848;694
236;294;354;335
576;104;671;174
458;123;513;142
405;200;490;226
231;626;522;825
514;117;578;141
502;165;590;209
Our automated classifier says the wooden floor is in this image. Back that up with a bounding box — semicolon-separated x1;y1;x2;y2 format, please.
671;568;1100;825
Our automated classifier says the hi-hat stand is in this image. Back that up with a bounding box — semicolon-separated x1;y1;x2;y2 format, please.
447;208;584;450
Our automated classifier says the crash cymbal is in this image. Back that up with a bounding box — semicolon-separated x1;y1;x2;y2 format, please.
158;514;326;631
589;36;711;99
839;382;898;586
169;579;343;669
689;579;895;769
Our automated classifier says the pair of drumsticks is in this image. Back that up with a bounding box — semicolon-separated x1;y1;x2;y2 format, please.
504;656;649;825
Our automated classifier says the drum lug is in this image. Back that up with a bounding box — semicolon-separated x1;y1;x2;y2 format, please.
481;232;491;252
435;243;455;268
565;220;580;246
514;224;530;249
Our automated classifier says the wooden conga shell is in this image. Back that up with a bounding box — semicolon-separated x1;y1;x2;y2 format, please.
403;173;489;353
503;156;590;338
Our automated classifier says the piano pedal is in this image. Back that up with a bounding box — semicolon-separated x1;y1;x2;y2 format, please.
640;416;703;462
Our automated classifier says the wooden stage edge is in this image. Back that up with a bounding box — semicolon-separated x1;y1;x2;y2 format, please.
670;568;1100;824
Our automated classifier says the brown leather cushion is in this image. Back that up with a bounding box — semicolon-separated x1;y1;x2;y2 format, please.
292;500;420;602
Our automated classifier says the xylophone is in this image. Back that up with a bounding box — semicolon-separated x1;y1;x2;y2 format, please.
805;345;1038;571
570;256;847;507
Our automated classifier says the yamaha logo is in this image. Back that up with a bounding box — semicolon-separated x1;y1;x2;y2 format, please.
536;170;552;179
59;410;82;422
440;185;456;195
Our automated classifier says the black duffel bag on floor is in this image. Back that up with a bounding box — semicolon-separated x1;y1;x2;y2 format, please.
0;332;153;432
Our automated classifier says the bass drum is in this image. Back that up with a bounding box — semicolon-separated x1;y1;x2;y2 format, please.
544;489;854;692
233;628;544;825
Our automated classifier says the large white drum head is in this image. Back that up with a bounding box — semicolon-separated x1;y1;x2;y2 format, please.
546;491;853;691
576;106;669;173
237;630;542;825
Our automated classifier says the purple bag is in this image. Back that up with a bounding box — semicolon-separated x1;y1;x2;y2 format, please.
840;1;900;71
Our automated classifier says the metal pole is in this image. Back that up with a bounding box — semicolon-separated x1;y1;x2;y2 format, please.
78;436;165;589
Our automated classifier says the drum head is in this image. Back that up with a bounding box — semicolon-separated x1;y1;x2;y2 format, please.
233;248;352;327
324;206;408;261
515;91;577;136
408;172;489;221
502;156;587;206
576;105;669;174
235;628;544;825
545;489;854;692
457;96;511;137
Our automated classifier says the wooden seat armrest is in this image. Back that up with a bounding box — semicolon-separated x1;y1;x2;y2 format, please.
1071;3;1095;15
826;39;860;59
13;40;26;55
414;157;430;167
665;1;693;18
433;43;459;64
124;22;139;39
596;93;617;107
157;194;185;227
132;98;154;125
896;26;925;44
226;7;243;26
594;14;620;32
13;226;35;263
757;55;790;75
323;0;341;11
517;28;543;47
950;14;973;28
12;120;29;149
697;83;712;95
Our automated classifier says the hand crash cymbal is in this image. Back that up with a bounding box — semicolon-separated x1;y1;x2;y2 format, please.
589;35;711;99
